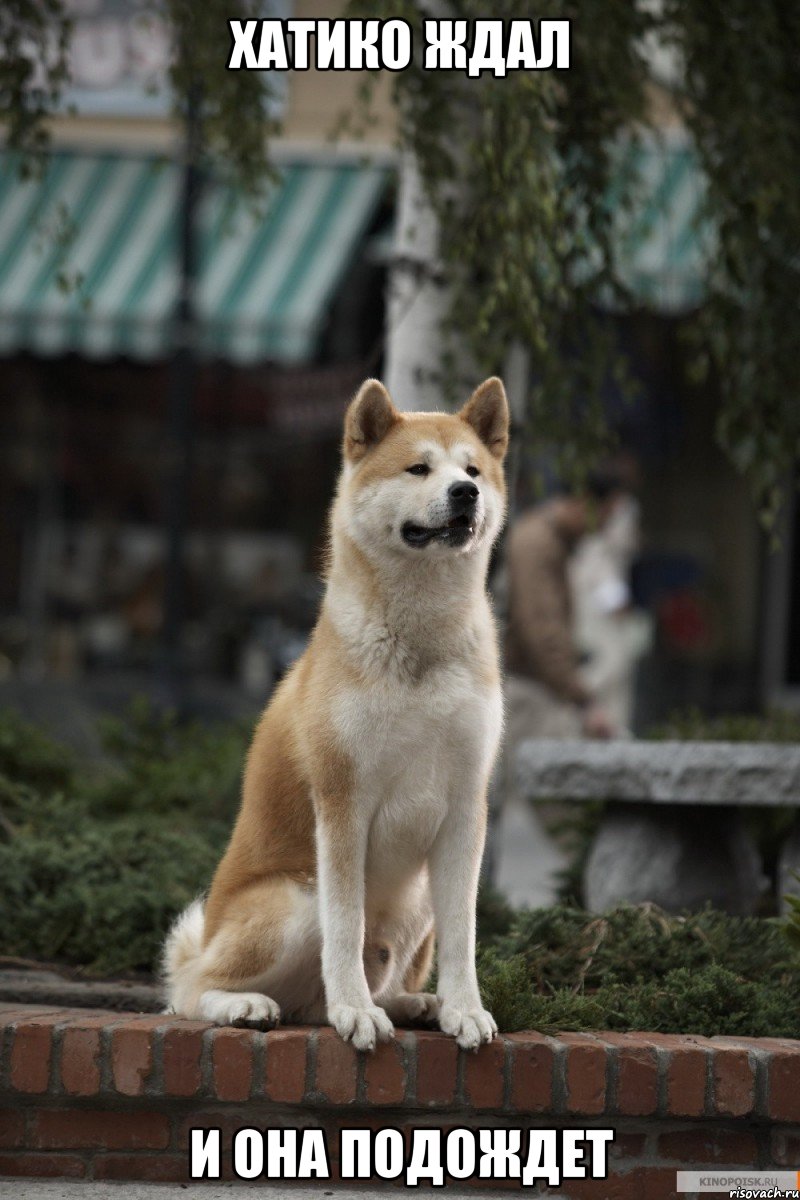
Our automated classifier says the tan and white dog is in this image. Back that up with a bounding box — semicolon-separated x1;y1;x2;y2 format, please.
163;376;509;1051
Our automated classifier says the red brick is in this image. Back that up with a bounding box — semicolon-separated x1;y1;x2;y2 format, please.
740;1036;800;1053
162;1022;207;1097
667;1045;708;1117
658;1128;758;1165
557;1173;637;1200
31;1109;170;1151
633;1032;709;1118
562;1167;679;1200
642;1167;682;1200
211;1027;254;1102
771;1129;800;1166
111;1025;154;1096
363;1035;407;1105
0;1152;86;1178
175;1109;261;1152
464;1036;506;1110
562;1033;606;1115
508;1033;554;1113
603;1034;658;1116
415;1032;458;1106
712;1035;787;1052
48;1007;119;1023
0;1006;64;1024
769;1048;800;1122
10;1016;63;1093
462;1174;519;1192
94;1154;188;1182
608;1132;647;1161
0;1106;25;1148
61;1012;121;1031
315;1029;358;1104
264;1028;308;1103
60;1027;102;1097
712;1047;755;1117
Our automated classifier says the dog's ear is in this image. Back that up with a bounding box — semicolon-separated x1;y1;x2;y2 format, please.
344;379;400;462
459;377;509;460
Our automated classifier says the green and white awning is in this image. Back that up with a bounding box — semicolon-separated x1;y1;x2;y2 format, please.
0;152;389;363
611;133;711;312
0;135;709;362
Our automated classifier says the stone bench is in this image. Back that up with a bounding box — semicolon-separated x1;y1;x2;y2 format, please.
516;740;800;914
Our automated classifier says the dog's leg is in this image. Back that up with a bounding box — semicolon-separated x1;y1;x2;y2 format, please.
404;926;436;993
428;794;497;1050
382;928;439;1025
167;878;319;1027
316;809;394;1051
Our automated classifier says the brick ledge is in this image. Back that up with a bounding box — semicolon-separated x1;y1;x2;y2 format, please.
2;1003;800;1193
2;1002;800;1117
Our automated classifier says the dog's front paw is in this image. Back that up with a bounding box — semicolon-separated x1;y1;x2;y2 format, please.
384;992;440;1025
199;989;281;1029
438;1002;497;1050
329;1003;394;1051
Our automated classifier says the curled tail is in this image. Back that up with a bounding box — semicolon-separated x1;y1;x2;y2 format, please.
161;898;205;1013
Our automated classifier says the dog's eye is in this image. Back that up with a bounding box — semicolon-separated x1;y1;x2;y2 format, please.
466;465;480;478
406;463;430;476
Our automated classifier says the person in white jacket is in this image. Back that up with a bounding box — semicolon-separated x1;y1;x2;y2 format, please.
570;492;652;734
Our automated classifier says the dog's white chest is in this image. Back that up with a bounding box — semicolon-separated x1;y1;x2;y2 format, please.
335;661;496;777
333;662;501;886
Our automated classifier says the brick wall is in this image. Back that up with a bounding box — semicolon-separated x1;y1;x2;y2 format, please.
1;1004;799;1195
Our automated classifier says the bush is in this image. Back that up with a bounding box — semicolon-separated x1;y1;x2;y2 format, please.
89;697;248;819
0;701;247;974
476;898;800;1037
0;813;225;974
0;708;74;791
649;707;800;743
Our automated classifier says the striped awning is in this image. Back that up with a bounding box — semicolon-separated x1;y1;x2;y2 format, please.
0;152;389;363
611;133;711;313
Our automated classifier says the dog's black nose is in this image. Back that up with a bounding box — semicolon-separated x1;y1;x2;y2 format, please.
448;480;479;508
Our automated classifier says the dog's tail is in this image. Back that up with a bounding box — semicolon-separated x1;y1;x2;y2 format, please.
161;898;206;1014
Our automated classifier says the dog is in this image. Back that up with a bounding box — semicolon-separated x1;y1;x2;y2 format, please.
163;376;509;1051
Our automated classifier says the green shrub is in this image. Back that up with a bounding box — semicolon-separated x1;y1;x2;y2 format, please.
0;701;246;975
0;812;226;974
0;707;74;791
90;697;248;820
493;903;795;989
478;958;799;1040
648;707;800;743
475;903;800;1037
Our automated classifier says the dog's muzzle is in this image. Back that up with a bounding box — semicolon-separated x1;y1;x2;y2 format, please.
401;482;480;548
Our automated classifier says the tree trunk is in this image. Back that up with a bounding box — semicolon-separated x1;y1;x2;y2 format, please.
383;151;451;412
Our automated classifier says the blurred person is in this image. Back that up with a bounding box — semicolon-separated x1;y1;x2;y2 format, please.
489;469;629;908
503;468;627;743
570;490;653;733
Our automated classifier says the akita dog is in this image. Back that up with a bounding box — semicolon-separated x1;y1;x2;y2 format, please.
163;376;509;1051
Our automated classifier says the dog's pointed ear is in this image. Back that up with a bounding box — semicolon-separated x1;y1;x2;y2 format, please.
344;379;400;462
459;377;509;460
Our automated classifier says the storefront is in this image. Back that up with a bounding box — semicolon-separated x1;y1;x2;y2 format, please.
0;148;392;685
